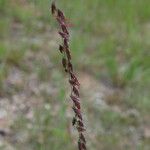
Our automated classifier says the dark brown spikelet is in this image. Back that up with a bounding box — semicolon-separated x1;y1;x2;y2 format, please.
59;45;64;53
78;141;86;150
77;126;86;132
78;120;84;127
62;57;67;69
58;31;69;39
66;48;71;60
68;62;73;71
72;106;82;120
57;9;65;20
69;79;76;85
78;141;82;150
82;143;86;150
51;2;56;15
72;117;77;126
70;73;80;86
64;38;69;48
80;133;86;143
51;1;87;150
61;24;69;34
73;86;80;97
72;98;80;109
70;95;80;102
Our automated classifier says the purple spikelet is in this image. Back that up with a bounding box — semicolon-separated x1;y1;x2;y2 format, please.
51;2;87;150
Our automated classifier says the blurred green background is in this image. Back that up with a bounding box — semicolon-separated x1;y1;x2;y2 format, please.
0;0;150;150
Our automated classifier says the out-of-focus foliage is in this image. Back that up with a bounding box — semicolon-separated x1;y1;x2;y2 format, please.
0;0;149;150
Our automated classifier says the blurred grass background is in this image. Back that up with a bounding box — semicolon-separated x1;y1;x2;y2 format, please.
0;0;150;150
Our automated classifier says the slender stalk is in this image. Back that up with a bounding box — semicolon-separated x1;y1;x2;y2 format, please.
51;2;87;150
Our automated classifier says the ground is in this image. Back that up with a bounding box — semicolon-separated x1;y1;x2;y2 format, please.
0;0;150;150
